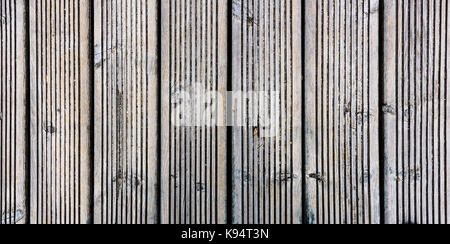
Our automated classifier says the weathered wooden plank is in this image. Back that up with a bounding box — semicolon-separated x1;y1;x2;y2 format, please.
231;0;302;224
305;0;381;224
29;0;92;224
0;0;27;225
93;0;159;224
383;0;449;224
446;0;450;225
4;0;450;225
161;0;228;224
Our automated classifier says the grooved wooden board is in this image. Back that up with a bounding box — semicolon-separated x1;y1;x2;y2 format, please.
1;0;450;225
305;0;381;224
93;0;159;224
161;0;228;224
231;0;303;224
383;0;450;224
0;0;27;225
29;0;92;224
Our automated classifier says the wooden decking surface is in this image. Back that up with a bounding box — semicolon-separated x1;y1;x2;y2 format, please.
0;0;449;224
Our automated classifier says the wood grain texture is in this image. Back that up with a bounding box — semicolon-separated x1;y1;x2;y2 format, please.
161;0;228;224
2;0;450;225
29;0;92;224
93;0;159;225
0;0;27;225
383;0;450;224
305;0;381;224
231;0;303;224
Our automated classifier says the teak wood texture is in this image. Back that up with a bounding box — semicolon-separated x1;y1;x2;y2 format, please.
1;0;449;224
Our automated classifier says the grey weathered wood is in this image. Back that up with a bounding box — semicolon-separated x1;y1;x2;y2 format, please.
2;0;450;225
0;0;27;225
231;0;302;224
93;0;159;224
305;0;381;224
161;0;227;224
383;0;449;224
29;0;92;224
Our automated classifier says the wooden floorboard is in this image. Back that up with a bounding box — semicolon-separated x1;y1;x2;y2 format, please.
93;0;159;225
231;0;302;224
305;0;381;224
29;0;92;224
383;0;450;224
0;0;27;225
161;0;228;224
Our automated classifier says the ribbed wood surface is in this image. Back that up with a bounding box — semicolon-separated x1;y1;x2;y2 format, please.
384;0;450;224
29;0;92;224
231;0;303;224
93;0;159;224
161;0;228;224
1;0;450;225
94;0;158;224
305;0;381;224
0;0;27;225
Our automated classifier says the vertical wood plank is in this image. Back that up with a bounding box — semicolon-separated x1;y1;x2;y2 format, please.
383;0;450;224
368;0;381;223
0;0;27;225
93;0;159;224
446;0;449;226
29;0;92;224
305;0;318;224
161;0;228;224
305;0;381;224
231;0;302;224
